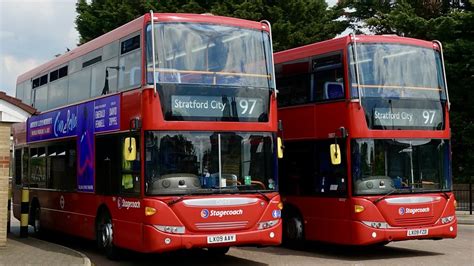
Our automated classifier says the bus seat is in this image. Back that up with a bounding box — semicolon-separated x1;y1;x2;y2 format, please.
324;82;344;99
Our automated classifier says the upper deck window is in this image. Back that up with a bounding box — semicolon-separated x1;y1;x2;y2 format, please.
276;52;345;107
146;23;273;89
349;43;446;100
121;35;140;55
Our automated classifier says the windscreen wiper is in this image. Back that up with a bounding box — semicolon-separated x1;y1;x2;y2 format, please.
373;189;399;204
166;190;212;206
233;184;271;202
250;190;270;202
167;194;192;206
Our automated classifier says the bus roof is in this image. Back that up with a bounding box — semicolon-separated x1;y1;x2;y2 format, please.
17;13;269;84
274;34;436;64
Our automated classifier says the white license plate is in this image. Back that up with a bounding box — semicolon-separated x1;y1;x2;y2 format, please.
207;234;236;244
407;228;429;236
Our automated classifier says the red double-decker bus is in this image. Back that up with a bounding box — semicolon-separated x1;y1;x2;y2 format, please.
275;35;456;245
12;13;283;258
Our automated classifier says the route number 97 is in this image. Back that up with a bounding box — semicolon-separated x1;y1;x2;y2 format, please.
422;110;436;124
239;99;257;115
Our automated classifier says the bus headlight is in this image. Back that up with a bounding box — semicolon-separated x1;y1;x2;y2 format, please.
258;219;279;230
441;216;455;224
362;221;390;229
154;225;185;234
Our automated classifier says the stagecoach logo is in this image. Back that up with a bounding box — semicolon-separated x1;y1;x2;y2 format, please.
201;209;243;218
201;209;210;218
398;207;430;215
117;197;141;210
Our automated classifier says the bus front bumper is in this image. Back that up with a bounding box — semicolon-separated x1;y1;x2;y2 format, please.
142;223;282;253
351;219;457;245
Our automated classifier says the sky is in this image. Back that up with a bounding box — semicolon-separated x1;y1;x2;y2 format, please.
0;0;78;96
0;0;340;97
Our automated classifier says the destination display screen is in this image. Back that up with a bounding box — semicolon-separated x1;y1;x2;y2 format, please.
362;98;445;130
373;108;442;128
171;95;264;119
158;84;270;122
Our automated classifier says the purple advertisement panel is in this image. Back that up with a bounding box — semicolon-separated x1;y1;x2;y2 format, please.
94;95;120;132
77;102;94;192
26;94;121;192
28;106;78;142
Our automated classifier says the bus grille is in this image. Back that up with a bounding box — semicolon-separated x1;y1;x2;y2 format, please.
394;216;434;226
195;221;249;231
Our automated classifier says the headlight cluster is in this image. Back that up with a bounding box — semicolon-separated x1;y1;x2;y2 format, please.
441;216;455;224
362;221;390;229
258;219;279;230
154;225;185;234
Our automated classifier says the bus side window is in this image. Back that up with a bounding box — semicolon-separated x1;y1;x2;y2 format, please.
22;148;29;186
14;149;22;186
312;52;345;101
96;135;121;195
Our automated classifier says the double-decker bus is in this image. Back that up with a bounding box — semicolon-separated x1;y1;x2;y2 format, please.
275;35;456;245
12;13;283;258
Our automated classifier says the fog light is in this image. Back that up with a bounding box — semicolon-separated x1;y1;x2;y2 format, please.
372;232;377;238
270;232;275;238
164;238;171;244
450;226;453;232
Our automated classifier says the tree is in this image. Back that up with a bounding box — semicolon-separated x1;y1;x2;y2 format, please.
75;0;348;51
339;0;474;181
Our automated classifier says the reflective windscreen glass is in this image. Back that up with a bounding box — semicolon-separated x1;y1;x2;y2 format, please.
349;43;446;100
351;139;451;195
145;131;276;195
146;23;273;88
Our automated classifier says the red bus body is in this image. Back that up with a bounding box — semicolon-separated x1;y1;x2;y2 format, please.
275;35;456;245
12;13;281;255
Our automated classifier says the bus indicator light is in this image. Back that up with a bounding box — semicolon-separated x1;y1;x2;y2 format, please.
277;202;284;210
354;205;365;213
145;207;156;216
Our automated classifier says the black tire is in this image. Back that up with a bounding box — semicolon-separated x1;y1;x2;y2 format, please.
283;212;304;247
207;246;230;256
96;210;120;260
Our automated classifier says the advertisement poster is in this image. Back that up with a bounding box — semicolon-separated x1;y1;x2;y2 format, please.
27;94;120;192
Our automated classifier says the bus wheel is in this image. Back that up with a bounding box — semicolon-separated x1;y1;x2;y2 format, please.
283;214;304;246
96;211;120;260
207;246;230;256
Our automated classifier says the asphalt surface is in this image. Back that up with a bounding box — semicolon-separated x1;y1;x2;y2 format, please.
36;224;473;266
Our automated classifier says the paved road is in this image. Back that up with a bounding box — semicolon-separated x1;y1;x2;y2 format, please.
38;225;473;266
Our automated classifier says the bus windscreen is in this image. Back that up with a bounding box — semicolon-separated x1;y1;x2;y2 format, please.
145;131;276;195
146;22;273;89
